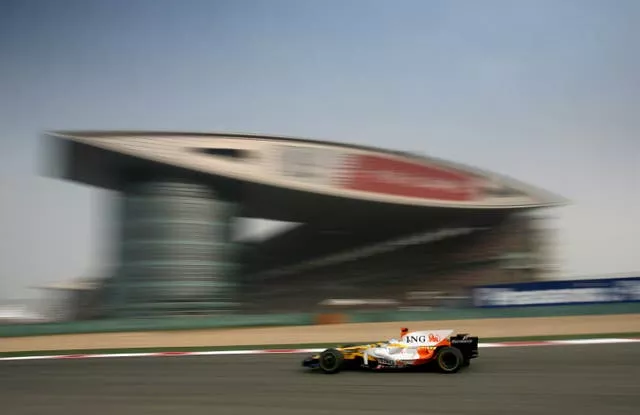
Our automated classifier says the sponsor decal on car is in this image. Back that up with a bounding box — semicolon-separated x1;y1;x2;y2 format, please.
405;333;442;343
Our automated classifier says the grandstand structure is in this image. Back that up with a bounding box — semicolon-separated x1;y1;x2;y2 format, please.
45;131;566;318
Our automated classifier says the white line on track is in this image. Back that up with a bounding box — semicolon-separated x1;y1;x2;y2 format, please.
1;338;638;362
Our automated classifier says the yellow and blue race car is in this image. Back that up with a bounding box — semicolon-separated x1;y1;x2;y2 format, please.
302;327;478;374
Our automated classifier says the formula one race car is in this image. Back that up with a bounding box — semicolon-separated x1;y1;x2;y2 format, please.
302;327;478;374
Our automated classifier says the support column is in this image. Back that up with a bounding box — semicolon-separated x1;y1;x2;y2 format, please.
104;178;239;317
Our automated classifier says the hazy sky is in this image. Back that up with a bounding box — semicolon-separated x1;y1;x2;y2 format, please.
1;0;638;301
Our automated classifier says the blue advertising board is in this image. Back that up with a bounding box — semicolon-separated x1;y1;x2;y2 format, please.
473;276;640;308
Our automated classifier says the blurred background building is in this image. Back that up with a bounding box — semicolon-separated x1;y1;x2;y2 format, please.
41;131;566;320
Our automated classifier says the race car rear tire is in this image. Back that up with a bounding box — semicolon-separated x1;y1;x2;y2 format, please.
318;348;344;374
435;346;464;373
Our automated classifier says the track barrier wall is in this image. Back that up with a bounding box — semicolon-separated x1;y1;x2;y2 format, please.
472;276;640;308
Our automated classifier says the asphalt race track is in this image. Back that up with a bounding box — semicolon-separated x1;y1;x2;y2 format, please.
1;343;639;415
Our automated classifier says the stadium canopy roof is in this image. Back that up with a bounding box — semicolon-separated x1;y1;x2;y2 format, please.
44;130;567;226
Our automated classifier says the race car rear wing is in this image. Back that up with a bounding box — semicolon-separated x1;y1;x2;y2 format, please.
450;333;479;360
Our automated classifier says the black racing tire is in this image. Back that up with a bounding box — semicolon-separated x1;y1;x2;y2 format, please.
435;346;464;373
318;348;344;374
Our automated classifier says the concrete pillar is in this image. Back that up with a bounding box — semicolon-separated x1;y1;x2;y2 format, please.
104;178;239;317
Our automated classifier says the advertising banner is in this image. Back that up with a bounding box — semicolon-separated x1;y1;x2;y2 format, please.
473;277;640;308
342;154;480;201
272;146;537;206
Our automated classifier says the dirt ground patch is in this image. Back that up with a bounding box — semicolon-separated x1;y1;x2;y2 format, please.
2;314;639;353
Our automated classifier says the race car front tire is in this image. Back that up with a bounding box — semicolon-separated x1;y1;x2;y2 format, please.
318;348;344;374
435;346;465;373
